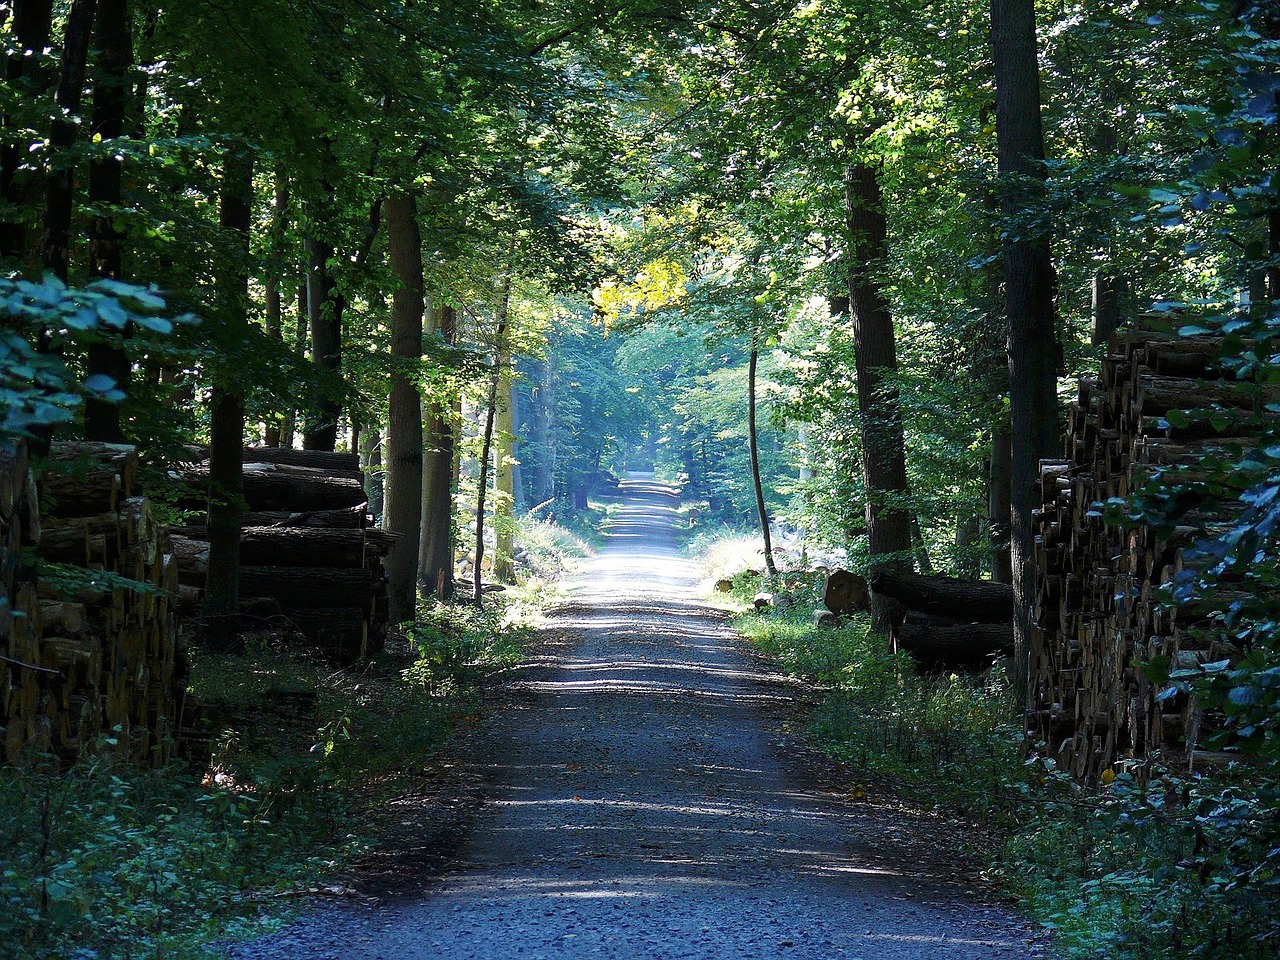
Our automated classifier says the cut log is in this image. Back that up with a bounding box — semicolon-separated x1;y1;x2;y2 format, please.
187;445;362;473
179;465;367;512
893;612;1014;671
822;569;870;615
237;565;375;609
869;570;1013;623
237;527;369;568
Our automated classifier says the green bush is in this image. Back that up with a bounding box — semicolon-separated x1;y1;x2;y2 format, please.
0;749;358;960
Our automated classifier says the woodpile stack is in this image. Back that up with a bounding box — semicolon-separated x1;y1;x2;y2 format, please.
1032;325;1255;780
869;569;1014;670
1;441;183;765
174;448;393;661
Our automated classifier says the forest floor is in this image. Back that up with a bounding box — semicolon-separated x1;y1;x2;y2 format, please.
227;477;1051;960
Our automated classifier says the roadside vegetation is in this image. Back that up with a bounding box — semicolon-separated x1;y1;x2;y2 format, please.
0;512;592;960
702;537;1280;960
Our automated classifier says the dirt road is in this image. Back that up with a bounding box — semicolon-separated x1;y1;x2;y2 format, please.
232;478;1048;959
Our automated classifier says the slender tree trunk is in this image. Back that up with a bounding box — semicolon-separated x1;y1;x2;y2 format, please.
203;150;253;621
40;0;97;279
474;268;513;606
361;428;384;518
281;274;308;448
992;0;1060;704
420;304;457;598
83;0;132;442
747;333;777;577
987;424;1013;583
494;370;516;583
382;191;424;624
1;0;54;262
845;162;912;628
1091;88;1123;346
263;176;290;446
302;229;342;451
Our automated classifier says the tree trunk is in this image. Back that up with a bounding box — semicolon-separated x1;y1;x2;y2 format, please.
359;428;383;517
1;0;54;262
475;267;513;606
83;0;132;442
40;0;97;280
987;424;1013;583
992;0;1060;704
382;191;424;625
1090;90;1123;347
263;175;290;446
493;370;516;583
279;273;308;447
845;162;912;627
747;334;777;577
204;151;253;621
302;231;342;451
420;303;457;598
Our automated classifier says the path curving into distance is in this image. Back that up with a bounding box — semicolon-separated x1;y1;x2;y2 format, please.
232;477;1049;960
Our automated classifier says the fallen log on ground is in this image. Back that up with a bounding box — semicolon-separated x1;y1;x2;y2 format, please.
892;612;1014;671
869;569;1013;623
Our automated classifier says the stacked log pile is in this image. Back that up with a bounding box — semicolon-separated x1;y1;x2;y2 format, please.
869;569;1014;670
174;449;393;661
1032;326;1256;780
1;441;182;765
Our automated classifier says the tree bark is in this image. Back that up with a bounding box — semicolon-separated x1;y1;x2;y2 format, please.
987;424;1013;583
747;334;777;577
382;191;424;624
992;0;1059;704
302;230;342;451
83;0;132;442
475;267;513;606
203;150;253;621
40;0;97;279
845;162;912;627
494;368;517;583
263;175;290;446
419;303;457;598
1;0;54;262
868;569;1014;623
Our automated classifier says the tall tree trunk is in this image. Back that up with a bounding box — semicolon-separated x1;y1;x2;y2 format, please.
203;150;253;621
1;0;54;262
747;332;777;577
40;0;97;279
1090;86;1123;347
361;428;384;518
845;162;912;628
992;0;1059;704
281;273;308;448
987;424;1013;583
263;175;290;446
420;304;457;598
382;191;424;625
474;269;513;606
494;370;516;583
83;0;132;442
302;230;342;451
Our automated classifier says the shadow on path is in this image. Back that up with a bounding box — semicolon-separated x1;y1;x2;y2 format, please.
231;477;1049;960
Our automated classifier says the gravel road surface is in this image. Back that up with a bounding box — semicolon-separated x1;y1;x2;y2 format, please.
229;477;1049;960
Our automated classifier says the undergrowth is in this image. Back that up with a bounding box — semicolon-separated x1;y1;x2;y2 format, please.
714;563;1280;960
0;598;531;960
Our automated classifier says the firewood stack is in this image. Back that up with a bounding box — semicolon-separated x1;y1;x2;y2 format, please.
1;441;182;765
1032;325;1256;780
173;448;394;661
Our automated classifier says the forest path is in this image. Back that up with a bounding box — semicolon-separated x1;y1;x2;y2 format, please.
232;477;1048;960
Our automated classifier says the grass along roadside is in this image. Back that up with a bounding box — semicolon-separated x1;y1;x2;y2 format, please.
0;509;596;960
705;548;1280;960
